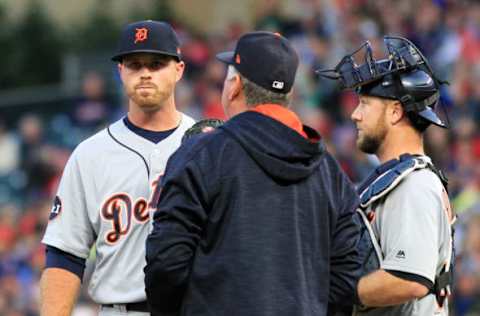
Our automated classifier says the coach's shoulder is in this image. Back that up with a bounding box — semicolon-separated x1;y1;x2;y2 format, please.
175;128;228;163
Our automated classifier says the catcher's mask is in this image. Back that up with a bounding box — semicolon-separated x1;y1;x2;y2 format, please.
316;36;448;129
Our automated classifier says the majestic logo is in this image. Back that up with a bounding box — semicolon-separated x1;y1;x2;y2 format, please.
395;250;406;259
49;196;62;220
134;28;148;43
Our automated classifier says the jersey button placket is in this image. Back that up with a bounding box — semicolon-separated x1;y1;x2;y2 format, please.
150;149;166;182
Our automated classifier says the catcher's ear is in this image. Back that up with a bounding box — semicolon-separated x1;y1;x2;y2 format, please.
389;100;405;125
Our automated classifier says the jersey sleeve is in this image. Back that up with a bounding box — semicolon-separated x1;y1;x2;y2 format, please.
41;147;95;259
379;170;443;283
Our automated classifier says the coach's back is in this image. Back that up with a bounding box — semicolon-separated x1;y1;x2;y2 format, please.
145;31;362;316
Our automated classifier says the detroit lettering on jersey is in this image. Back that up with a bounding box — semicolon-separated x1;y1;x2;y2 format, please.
47;169;164;245
100;174;163;244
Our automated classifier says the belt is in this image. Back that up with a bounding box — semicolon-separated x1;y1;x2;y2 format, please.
102;301;149;313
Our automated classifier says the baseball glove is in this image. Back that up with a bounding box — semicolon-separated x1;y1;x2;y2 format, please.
182;118;225;143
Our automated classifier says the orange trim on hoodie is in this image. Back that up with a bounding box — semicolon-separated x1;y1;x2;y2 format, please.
251;104;308;138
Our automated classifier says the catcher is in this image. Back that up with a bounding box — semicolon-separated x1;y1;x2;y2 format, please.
319;36;456;315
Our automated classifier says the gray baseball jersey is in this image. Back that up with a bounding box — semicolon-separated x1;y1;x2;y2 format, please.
357;166;453;316
42;114;195;304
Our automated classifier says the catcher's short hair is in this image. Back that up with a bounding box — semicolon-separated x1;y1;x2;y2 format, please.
182;118;225;143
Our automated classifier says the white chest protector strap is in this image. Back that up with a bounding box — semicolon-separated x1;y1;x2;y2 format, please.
356;155;455;308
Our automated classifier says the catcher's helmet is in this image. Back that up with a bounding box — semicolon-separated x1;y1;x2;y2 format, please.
317;36;448;128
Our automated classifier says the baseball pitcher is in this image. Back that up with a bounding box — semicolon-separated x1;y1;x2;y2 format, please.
40;20;195;316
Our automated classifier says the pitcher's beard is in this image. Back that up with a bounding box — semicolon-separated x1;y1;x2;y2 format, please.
131;90;170;113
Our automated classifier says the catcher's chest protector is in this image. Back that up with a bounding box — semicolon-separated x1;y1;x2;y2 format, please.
355;155;455;310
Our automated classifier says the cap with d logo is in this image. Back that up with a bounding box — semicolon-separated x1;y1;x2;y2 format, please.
112;20;181;62
216;31;299;94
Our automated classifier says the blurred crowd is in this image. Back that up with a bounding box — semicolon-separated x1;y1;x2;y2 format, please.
1;0;480;315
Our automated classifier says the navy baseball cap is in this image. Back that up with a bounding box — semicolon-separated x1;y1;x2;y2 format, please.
216;31;299;94
112;20;181;62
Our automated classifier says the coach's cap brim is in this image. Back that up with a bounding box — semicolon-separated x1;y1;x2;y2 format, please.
216;51;235;64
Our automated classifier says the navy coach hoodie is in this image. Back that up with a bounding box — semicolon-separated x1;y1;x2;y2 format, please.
145;104;361;316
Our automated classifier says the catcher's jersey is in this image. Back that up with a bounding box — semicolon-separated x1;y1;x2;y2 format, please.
357;168;453;316
42;114;195;304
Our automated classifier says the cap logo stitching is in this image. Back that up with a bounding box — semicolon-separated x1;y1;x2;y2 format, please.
134;28;149;44
235;54;241;64
272;81;284;90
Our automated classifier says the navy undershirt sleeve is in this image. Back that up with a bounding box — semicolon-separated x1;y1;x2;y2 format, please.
45;245;86;281
385;269;434;290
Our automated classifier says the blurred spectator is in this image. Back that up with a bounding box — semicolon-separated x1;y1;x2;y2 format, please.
254;0;286;32
408;0;460;79
17;114;53;200
0;118;19;176
0;204;17;256
455;214;480;315
0;202;42;316
181;33;212;79
174;81;202;119
467;65;480;125
424;124;451;170
71;71;112;131
458;3;480;65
